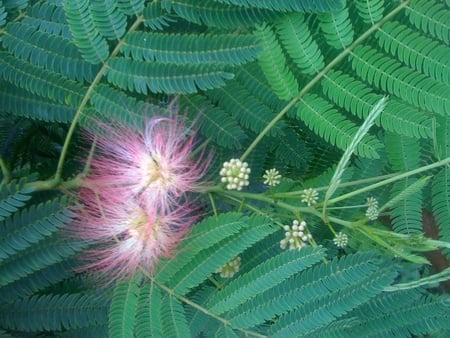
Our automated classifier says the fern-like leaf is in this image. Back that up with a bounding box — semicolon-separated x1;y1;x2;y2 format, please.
0;1;7;27
354;0;384;24
121;32;260;65
0;51;85;107
212;0;344;11
317;6;354;49
135;283;163;338
109;276;140;338
142;2;175;30
207;81;285;136
3;0;28;10
89;0;127;40
117;0;145;15
156;213;256;284
0;259;76;303
1;83;74;123
406;0;450;45
0;292;109;332
207;246;326;315
268;255;397;337
293;94;383;158
0;232;86;288
255;23;299;101
322;70;433;139
106;57;234;94
23;2;72;38
0;176;34;222
167;216;275;295
432;168;450;257
275;13;324;75
86;84;168;128
273;128;312;167
161;0;277;28
3;22;101;82
332;289;450;337
180;95;246;149
160;294;190;338
351;45;449;116
0;197;73;260
228;252;396;330
62;0;109;64
377;21;450;85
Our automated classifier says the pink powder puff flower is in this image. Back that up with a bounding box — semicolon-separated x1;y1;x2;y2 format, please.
85;115;210;212
71;188;197;282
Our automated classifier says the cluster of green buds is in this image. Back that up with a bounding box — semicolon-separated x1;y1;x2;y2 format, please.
217;256;241;278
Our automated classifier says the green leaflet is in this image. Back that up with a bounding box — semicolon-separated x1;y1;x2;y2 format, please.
0;84;76;123
254;23;299;101
106;57;234;94
354;0;384;24
0;2;6;27
161;0;277;28
275;12;324;75
142;2;174;30
181;95;247;149
160;294;191;338
156;213;259;284
0;52;85;107
121;32;260;65
0;292;109;332
0;176;35;222
0;197;73;260
268;254;397;337
109;276;141;338
328;289;450;337
317;6;354;49
352;45;449;116
293;94;383;159
432;168;450;257
204;0;344;12
406;0;450;45
207;246;326;315
62;0;109;64
89;0;127;40
207;81;286;136
135;283;163;338
376;21;450;85
322;70;433;139
117;0;145;16
168;217;275;295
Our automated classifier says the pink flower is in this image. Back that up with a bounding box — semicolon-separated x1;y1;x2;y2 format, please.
71;188;198;282
70;114;211;283
85;115;210;212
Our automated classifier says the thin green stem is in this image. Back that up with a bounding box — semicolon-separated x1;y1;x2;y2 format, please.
54;15;144;182
239;0;410;161
326;157;450;206
0;155;11;184
273;173;398;199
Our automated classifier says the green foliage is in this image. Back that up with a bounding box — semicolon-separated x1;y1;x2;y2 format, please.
0;176;35;221
0;292;109;332
109;276;140;338
0;0;449;336
254;23;299;101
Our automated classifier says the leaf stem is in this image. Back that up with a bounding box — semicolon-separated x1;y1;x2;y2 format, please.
54;15;144;182
240;1;410;161
326;157;450;206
